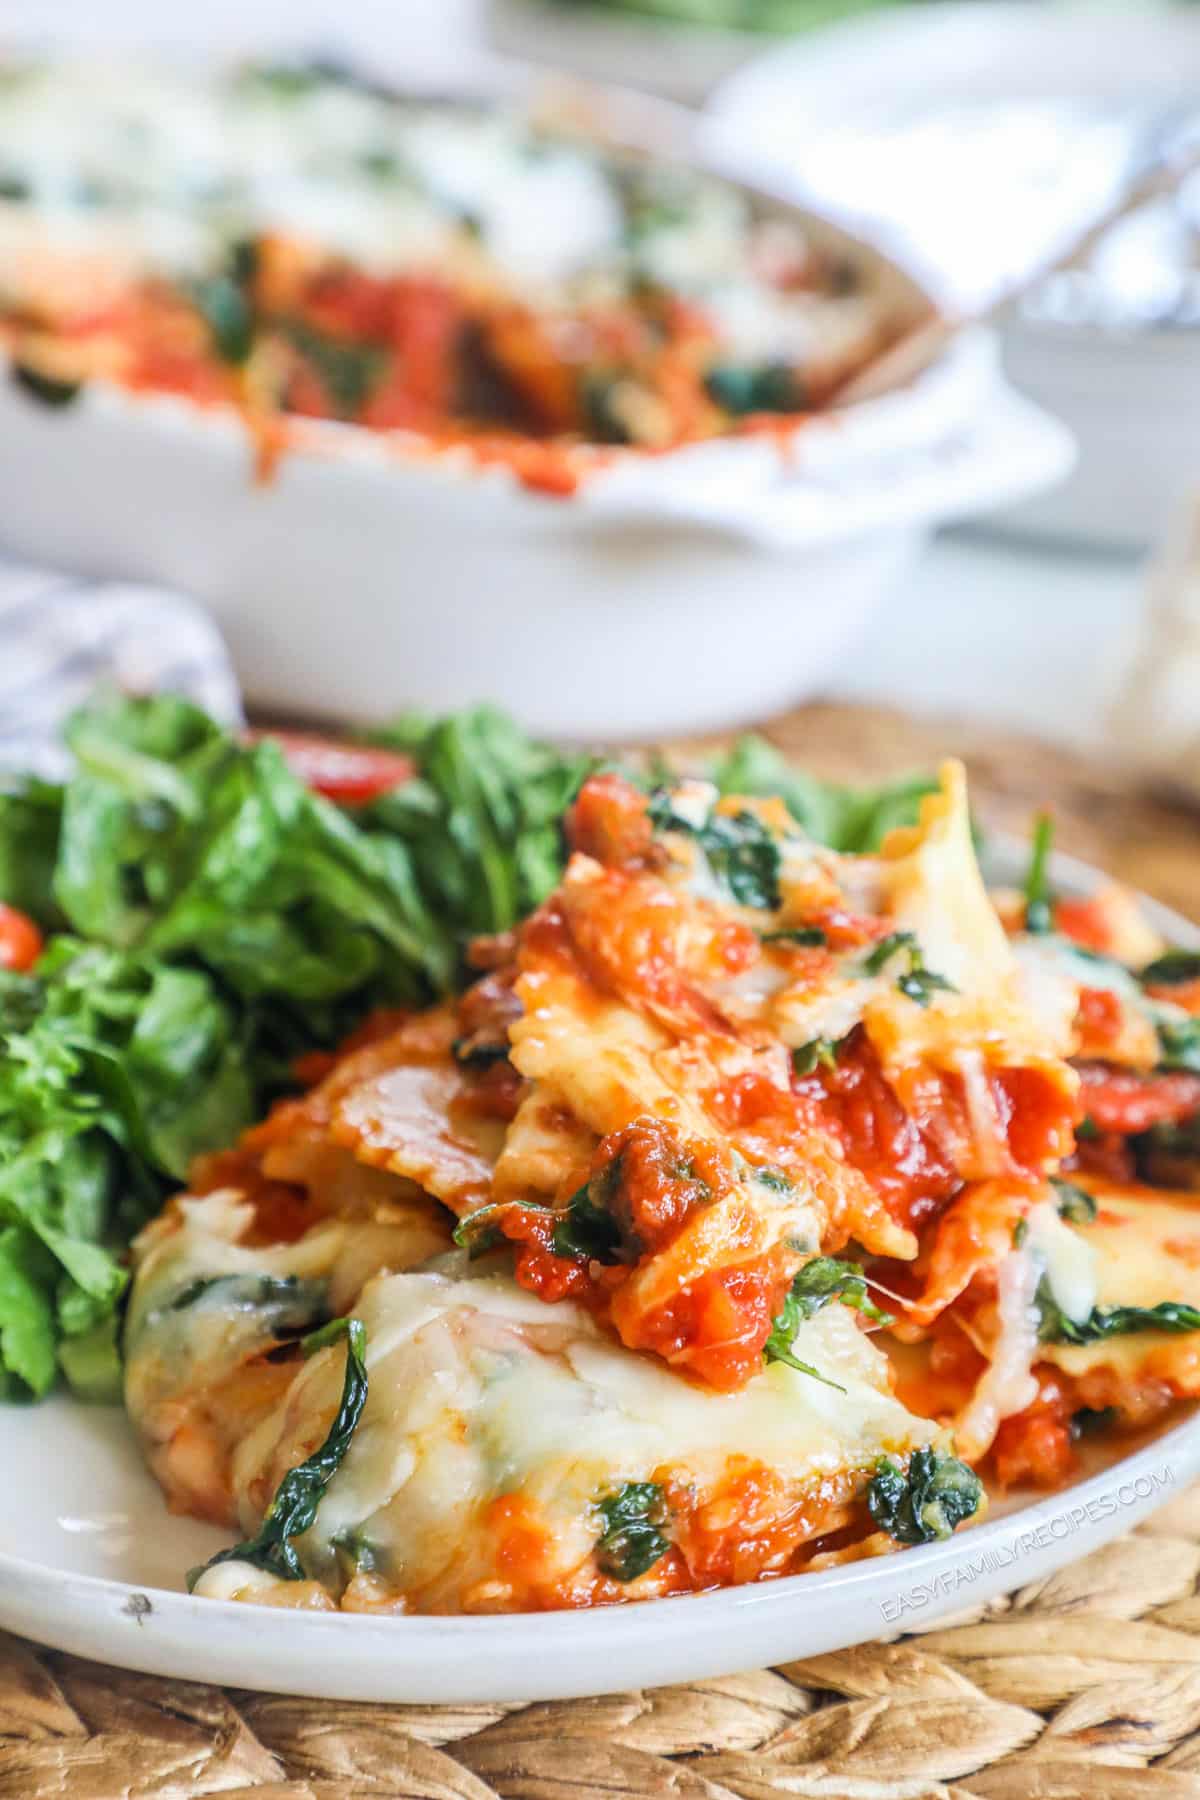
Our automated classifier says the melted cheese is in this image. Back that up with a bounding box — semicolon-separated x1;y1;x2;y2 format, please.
125;1186;450;1445
1011;934;1160;1068
224;1260;939;1612
862;765;1079;1170
1024;1199;1099;1325
955;1248;1043;1461
1038;1180;1200;1385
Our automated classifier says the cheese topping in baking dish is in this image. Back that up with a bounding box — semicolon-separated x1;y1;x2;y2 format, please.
0;57;924;473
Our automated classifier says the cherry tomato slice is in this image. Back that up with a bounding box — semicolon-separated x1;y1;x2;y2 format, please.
246;731;414;806
0;903;43;973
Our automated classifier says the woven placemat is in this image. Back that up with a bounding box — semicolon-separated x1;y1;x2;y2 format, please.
3;700;1199;1800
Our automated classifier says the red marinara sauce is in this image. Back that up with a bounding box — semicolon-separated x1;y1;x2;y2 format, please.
791;1029;960;1232
1076;1062;1200;1135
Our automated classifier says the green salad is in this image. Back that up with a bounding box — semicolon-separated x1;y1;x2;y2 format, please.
0;696;937;1405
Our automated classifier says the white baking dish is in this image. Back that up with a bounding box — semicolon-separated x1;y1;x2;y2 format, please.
0;60;1071;738
0;326;1069;740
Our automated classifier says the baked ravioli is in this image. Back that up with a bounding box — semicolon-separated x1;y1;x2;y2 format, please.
123;763;1200;1612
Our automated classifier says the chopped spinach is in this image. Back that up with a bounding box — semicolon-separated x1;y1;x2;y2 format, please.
771;1257;893;1335
552;1174;626;1265
332;1528;382;1576
1023;812;1055;935
705;361;805;417
11;363;82;408
282;319;387;418
1155;1015;1200;1074
763;1257;892;1388
867;1448;983;1545
1051;1179;1098;1225
711;736;938;855
1140;951;1200;987
761;927;827;947
648;792;781;910
451;1037;509;1068
1071;1406;1118;1438
300;1314;353;1357
451;1203;508;1258
1036;1285;1200;1345
190;272;254;365
579;370;636;445
792;1038;840;1076
1132;1112;1200;1185
156;1273;326;1330
862;931;956;1007
189;1316;368;1587
594;1481;670;1582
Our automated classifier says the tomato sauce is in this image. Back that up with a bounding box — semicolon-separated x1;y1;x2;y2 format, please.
1074;985;1126;1053
1055;896;1119;954
793;1031;960;1232
669;1462;860;1588
1077;1062;1200;1135
568;772;655;868
623;1250;792;1391
989;1371;1077;1491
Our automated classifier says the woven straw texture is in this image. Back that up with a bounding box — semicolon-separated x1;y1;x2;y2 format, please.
2;700;1198;1799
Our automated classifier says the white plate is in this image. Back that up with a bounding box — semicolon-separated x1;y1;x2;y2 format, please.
0;843;1196;1702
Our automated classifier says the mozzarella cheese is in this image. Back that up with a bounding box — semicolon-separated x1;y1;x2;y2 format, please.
1024;1198;1100;1326
211;1257;941;1612
1038;1180;1200;1386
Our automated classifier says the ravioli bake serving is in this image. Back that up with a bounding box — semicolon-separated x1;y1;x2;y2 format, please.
111;756;1200;1615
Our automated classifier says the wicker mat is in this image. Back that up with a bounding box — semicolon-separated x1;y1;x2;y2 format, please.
3;701;1200;1800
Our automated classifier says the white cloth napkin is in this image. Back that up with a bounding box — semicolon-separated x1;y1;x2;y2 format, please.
0;560;242;779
